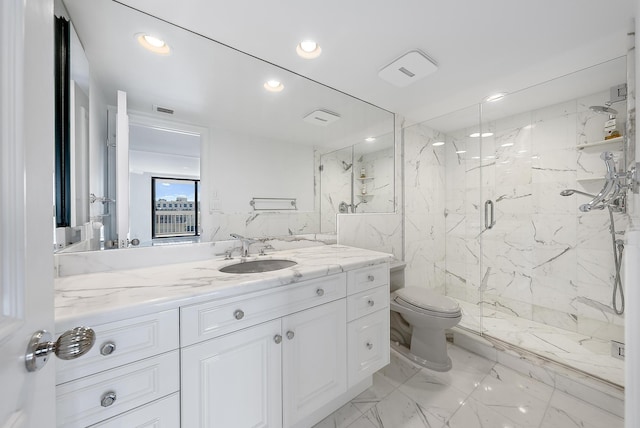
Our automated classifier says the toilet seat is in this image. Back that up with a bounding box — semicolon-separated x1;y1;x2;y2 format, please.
393;287;461;318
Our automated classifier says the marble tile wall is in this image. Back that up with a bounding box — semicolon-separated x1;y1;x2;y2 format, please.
337;213;402;258
354;147;395;214
320;147;353;233
407;90;627;343
403;123;448;294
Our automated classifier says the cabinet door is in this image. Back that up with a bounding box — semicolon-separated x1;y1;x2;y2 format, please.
181;319;282;428
282;300;347;427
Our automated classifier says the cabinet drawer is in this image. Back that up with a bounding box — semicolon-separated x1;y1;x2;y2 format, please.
347;264;389;295
89;392;180;427
347;285;389;322
181;273;346;346
56;350;179;428
56;309;179;385
348;310;390;388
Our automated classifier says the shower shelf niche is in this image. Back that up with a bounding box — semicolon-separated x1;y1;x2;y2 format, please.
577;136;624;150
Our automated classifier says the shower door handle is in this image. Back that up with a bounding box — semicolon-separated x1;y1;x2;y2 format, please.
484;200;496;230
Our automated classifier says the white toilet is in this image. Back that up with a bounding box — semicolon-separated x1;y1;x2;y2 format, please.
390;287;462;372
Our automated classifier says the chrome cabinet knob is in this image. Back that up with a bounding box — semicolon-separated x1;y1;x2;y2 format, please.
100;342;116;356
367;299;375;307
274;334;282;344
316;288;324;296
100;391;117;407
25;327;96;372
286;331;295;340
367;274;375;282
234;309;245;320
366;342;373;350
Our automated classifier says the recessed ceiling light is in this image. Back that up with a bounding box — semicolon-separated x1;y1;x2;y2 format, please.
296;40;322;59
365;137;376;142
432;141;445;146
136;33;171;55
469;132;481;138
485;92;507;102
264;80;284;92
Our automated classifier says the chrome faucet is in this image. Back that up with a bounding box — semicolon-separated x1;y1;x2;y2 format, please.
230;233;257;257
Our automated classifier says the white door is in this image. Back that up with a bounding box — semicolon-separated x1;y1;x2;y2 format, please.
282;300;347;427
0;0;56;426
181;319;283;428
115;90;130;248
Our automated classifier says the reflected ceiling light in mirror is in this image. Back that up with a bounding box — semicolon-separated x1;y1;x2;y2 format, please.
264;80;284;92
136;33;171;55
469;132;494;138
432;141;445;146
296;40;322;59
365;137;376;142
456;150;466;154
484;92;507;102
501;142;514;147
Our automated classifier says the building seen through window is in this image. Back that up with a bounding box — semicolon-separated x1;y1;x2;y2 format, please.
152;177;200;238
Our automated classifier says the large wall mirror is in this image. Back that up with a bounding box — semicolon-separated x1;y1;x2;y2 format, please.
54;0;395;252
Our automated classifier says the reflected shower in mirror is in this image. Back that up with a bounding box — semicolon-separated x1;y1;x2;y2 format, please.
54;0;395;252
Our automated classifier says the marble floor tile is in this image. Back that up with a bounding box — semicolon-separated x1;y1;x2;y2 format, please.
321;344;624;428
446;397;526;428
378;351;423;387
351;372;397;413
398;372;469;422
469;365;553;427
538;390;623;428
312;403;363;428
361;389;445;428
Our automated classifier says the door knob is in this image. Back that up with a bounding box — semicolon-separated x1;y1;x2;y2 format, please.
25;326;96;372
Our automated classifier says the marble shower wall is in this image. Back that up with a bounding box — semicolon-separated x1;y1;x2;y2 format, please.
403;123;448;295
441;90;626;342
354;146;395;213
320;147;353;233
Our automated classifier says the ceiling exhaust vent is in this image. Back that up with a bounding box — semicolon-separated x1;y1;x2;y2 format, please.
153;104;174;115
378;50;438;87
303;109;341;126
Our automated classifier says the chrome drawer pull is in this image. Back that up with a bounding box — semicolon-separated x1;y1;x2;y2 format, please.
100;342;116;356
367;274;375;282
274;334;282;344
101;391;117;407
367;299;375;307
316;288;324;296
234;309;245;320
366;342;373;350
286;331;295;340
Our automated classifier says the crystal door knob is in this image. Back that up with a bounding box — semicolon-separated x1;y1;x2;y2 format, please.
100;391;117;407
234;309;245;320
274;334;282;344
25;327;96;372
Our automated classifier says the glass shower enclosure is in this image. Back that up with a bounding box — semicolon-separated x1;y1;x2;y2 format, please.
409;56;629;388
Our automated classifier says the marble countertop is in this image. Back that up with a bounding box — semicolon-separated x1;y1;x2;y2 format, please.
55;245;392;330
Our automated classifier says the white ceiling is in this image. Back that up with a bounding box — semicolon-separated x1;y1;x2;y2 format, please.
117;0;635;125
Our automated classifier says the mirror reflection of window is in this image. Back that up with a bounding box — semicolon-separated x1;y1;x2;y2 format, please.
151;177;200;239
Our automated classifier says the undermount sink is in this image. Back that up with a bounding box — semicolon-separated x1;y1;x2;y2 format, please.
219;259;298;274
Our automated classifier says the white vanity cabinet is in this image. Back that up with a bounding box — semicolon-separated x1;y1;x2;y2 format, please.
55;309;180;427
180;274;347;428
346;264;390;387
